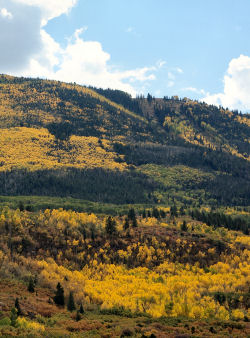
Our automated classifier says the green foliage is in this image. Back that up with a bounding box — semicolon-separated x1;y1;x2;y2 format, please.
0;168;160;204
0;317;11;326
10;308;17;327
190;209;249;234
99;306;137;318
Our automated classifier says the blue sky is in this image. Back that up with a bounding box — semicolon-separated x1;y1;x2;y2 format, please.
1;0;250;110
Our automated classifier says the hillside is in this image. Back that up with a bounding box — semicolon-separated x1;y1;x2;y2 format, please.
0;74;249;207
0;75;249;336
0;207;249;337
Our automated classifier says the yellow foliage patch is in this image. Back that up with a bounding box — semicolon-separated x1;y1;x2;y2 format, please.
0;127;126;171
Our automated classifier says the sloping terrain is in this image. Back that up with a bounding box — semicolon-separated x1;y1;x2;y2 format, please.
0;207;249;337
0;74;249;207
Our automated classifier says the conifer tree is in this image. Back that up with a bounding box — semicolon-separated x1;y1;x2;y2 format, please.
28;277;35;293
170;205;178;217
160;209;166;218
181;220;188;231
132;217;138;228
79;303;84;314
54;282;65;306
179;206;185;216
76;310;81;321
128;208;136;221
105;216;117;236
15;298;22;316
152;207;160;219
123;217;130;230
67;291;76;312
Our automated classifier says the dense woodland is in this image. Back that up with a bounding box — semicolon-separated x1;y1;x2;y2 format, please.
0;75;249;336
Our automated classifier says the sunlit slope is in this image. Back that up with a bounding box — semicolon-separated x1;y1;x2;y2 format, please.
0;127;126;171
0;75;165;142
0;75;249;206
96;89;250;159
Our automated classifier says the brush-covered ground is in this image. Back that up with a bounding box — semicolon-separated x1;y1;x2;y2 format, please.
0;205;249;337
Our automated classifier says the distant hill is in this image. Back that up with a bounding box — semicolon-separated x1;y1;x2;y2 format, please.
0;74;249;207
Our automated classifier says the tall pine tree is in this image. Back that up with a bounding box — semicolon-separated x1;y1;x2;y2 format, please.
54;282;65;306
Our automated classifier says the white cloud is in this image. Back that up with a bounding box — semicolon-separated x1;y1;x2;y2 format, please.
184;87;207;95
156;60;166;69
203;55;250;110
0;1;42;72
13;0;77;24
0;0;164;96
176;67;183;74
15;27;158;96
0;8;13;19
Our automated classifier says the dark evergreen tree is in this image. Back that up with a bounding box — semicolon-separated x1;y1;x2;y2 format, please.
170;205;178;217
147;93;153;103
128;208;136;221
105;216;117;236
79;303;84;314
152;207;160;219
15;298;22;316
123;217;130;230
76;310;81;321
18;201;24;211
27;277;35;293
142;209;147;218
91;225;96;241
132;217;138;228
54;282;65;306
160;209;166;218
181;220;188;231
179;206;185;216
67;291;76;312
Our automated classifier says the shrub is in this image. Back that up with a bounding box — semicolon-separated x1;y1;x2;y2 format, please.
0;317;11;326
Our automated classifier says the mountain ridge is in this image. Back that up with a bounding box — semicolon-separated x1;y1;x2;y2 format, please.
0;74;249;207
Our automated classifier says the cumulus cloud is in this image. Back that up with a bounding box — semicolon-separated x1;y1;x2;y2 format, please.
13;0;77;24
0;1;42;72
0;0;160;95
203;55;250;111
20;28;158;96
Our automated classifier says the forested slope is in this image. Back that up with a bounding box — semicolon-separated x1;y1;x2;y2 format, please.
0;74;249;207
